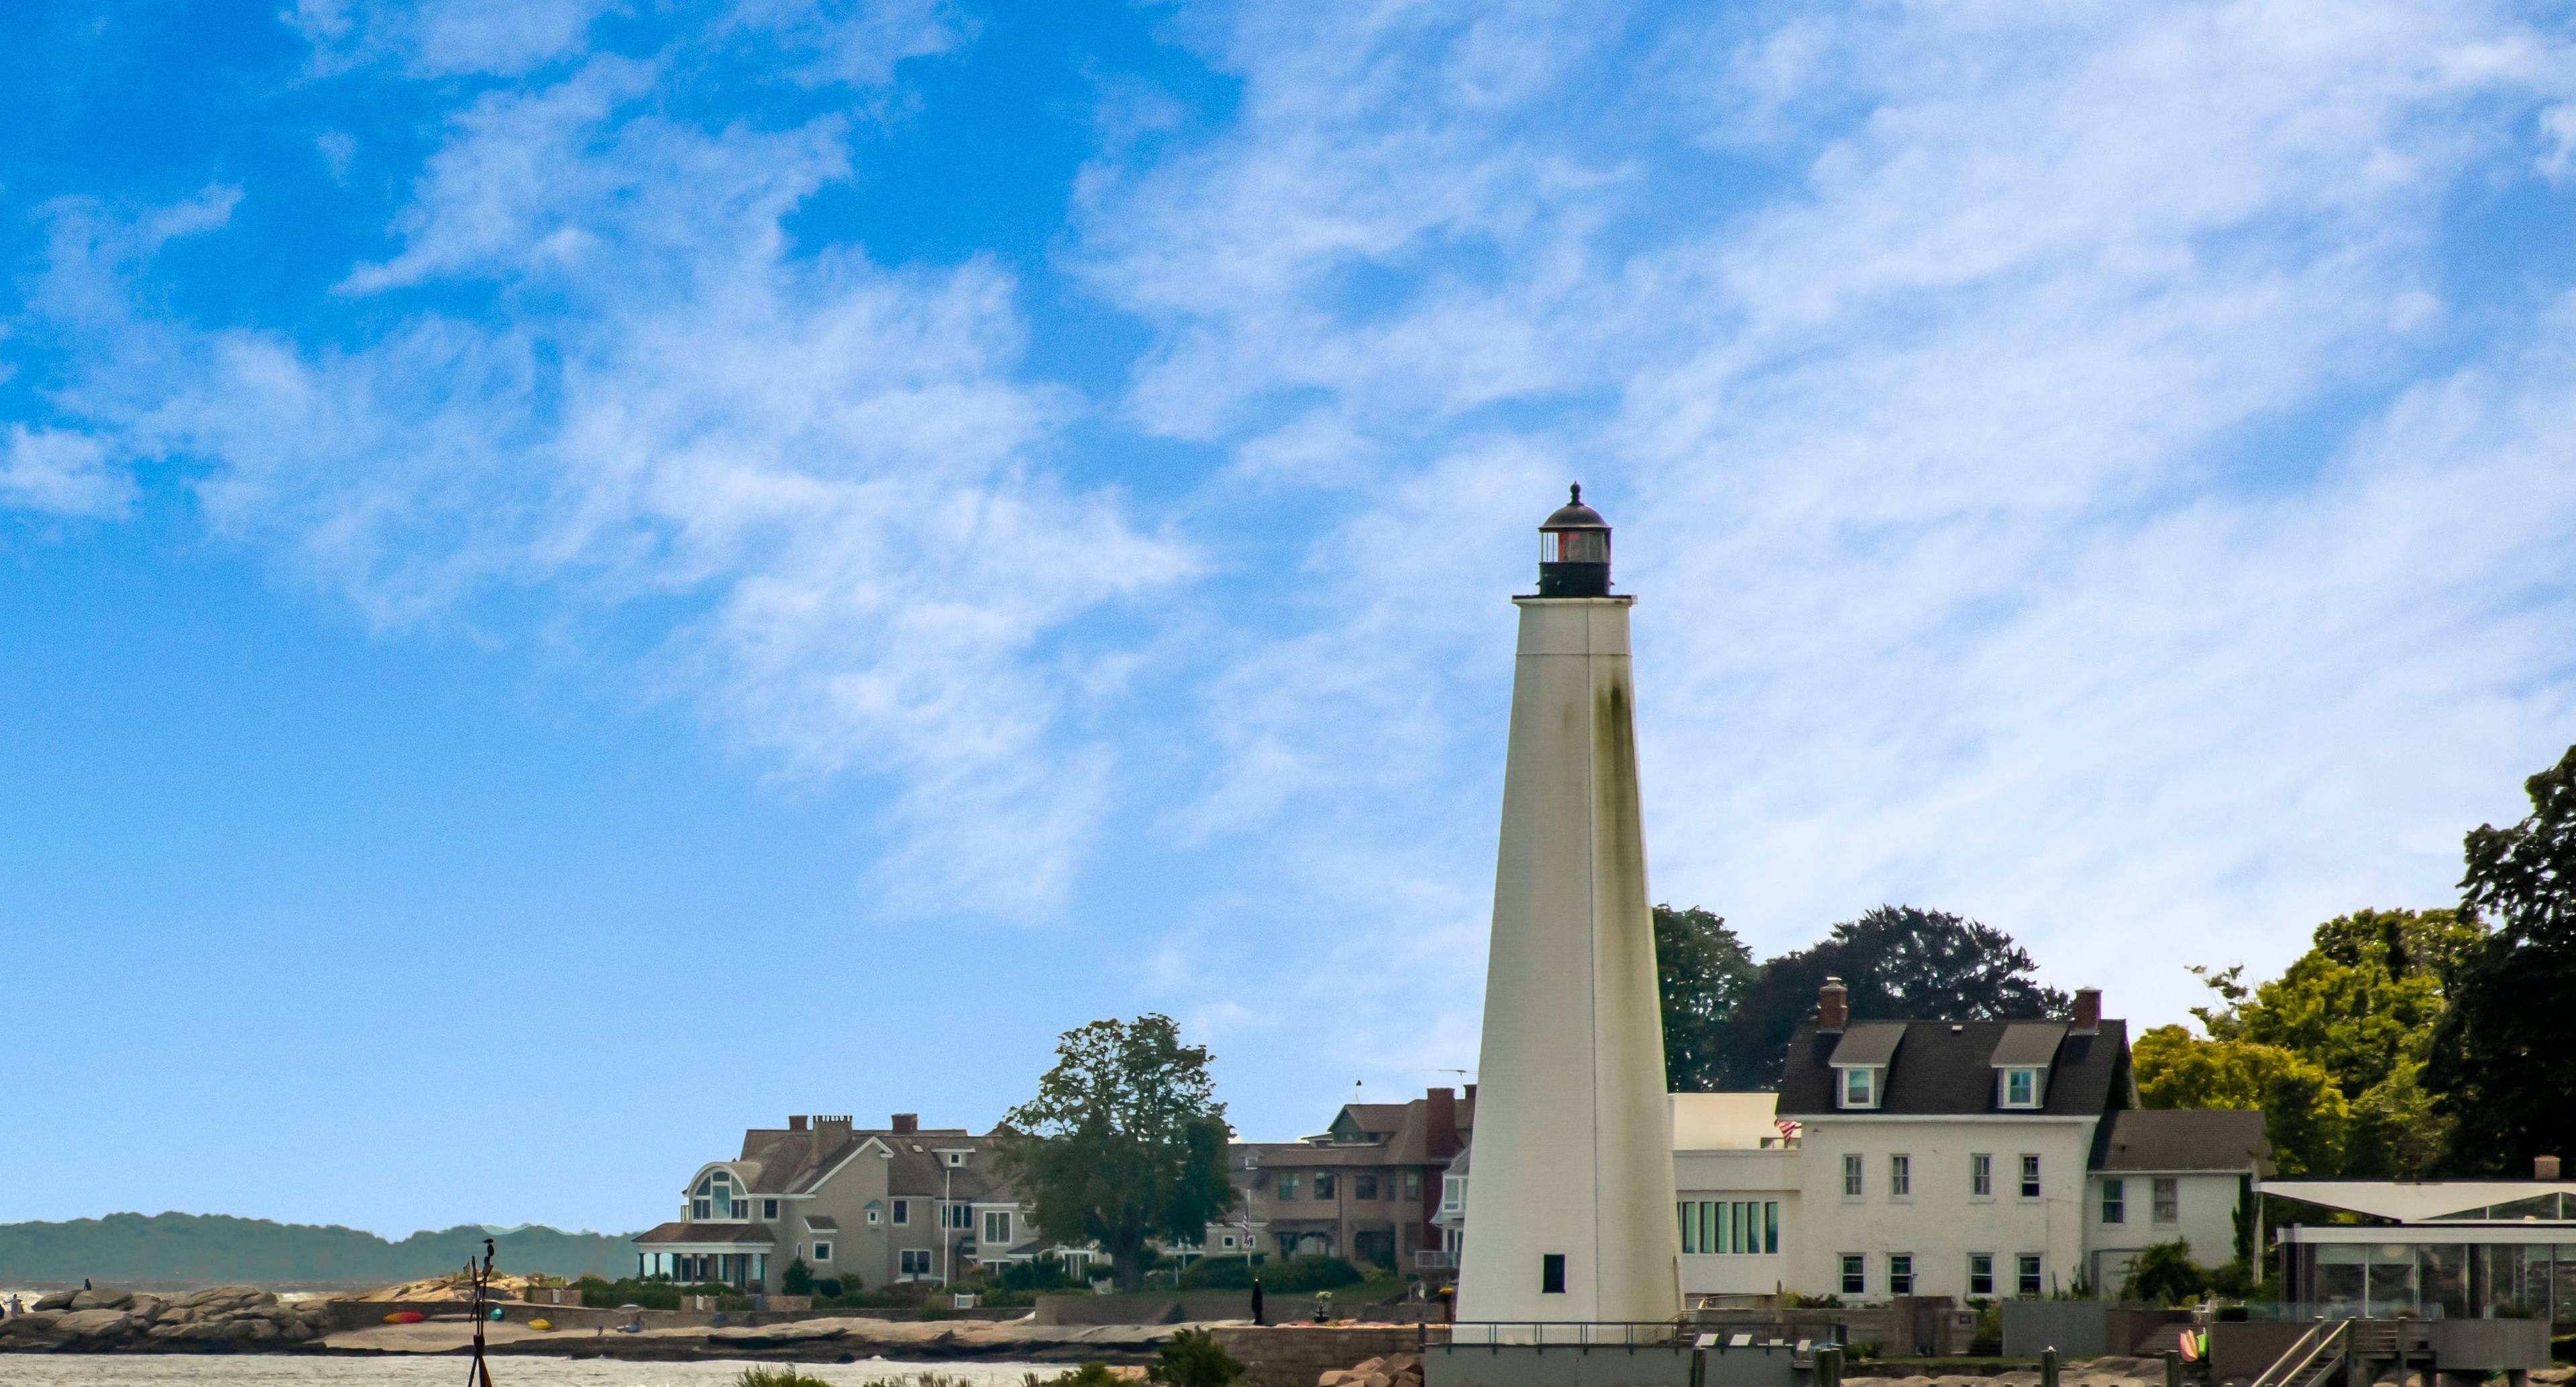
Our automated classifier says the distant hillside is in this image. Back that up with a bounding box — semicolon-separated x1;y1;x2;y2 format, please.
0;1212;637;1283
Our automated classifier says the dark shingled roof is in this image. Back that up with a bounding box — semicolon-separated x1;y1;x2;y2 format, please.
634;1221;778;1245
1778;1018;2129;1118
2094;1108;2271;1174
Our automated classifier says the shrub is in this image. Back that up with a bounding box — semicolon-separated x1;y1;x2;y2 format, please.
738;1369;835;1387
1000;1254;1083;1292
2121;1241;2209;1307
578;1276;739;1311
1044;1364;1126;1387
1181;1256;1360;1293
1148;1328;1245;1387
814;1279;843;1299
782;1259;815;1296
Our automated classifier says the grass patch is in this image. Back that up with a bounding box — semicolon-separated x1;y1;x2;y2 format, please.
737;1370;836;1387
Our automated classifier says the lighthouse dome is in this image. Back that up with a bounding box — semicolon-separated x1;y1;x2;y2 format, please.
1536;483;1611;596
1541;484;1608;532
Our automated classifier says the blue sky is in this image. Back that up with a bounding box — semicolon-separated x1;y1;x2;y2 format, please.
5;0;2573;1239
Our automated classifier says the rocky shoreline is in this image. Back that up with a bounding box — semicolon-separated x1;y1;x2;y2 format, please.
0;1286;332;1351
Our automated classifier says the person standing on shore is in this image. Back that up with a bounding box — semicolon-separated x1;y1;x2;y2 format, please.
1250;1280;1264;1327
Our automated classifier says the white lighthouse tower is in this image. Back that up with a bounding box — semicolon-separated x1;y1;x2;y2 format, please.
1454;486;1681;1334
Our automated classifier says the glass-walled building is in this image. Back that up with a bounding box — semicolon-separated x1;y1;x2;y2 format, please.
2271;1180;2576;1323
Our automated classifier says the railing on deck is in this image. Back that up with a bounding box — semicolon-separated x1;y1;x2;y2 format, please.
1444;1321;1692;1348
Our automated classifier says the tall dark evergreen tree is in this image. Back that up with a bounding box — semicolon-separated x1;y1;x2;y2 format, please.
2426;744;2576;1174
1653;904;1757;1091
1709;905;2068;1089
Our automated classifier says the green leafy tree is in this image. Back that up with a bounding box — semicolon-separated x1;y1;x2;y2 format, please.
1654;904;1757;1091
2182;908;2477;1177
1709;906;2069;1088
997;1014;1238;1291
2427;744;2576;1174
780;1257;814;1296
2132;1023;2350;1176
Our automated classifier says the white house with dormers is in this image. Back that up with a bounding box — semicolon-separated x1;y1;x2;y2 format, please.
1772;980;2267;1303
632;1113;1106;1293
1450;984;2270;1305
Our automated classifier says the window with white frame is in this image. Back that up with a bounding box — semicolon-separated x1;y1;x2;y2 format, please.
892;1199;910;1225
2000;1066;2041;1108
1888;1253;1914;1294
1968;1253;1994;1296
1403;1170;1422;1201
761;1199;779;1221
1842;1152;1864;1198
1839;1254;1865;1295
867;1207;881;1225
2153;1177;2180;1225
1221;1233;1236;1249
2100;1178;2125;1224
1971;1152;1993;1197
2016;1254;2043;1296
900;1249;932;1277
812;1240;833;1263
946;1152;964;1166
1839;1066;1880;1108
983;1209;1011;1245
2019;1154;2041;1199
944;1203;972;1229
1890;1154;1911;1197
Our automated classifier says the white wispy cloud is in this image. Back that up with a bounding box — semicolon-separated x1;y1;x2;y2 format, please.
0;425;133;517
22;22;1189;918
1078;0;2576;1083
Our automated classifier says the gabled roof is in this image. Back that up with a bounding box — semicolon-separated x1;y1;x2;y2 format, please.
1777;1018;2129;1118
2094;1109;2269;1174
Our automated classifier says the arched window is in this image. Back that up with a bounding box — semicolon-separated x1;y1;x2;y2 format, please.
694;1170;738;1219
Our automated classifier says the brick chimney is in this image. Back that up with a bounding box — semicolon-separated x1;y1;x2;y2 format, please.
2072;987;2102;1036
1817;977;1848;1034
892;1113;919;1135
2538;1154;2563;1180
816;1115;853;1143
788;1114;808;1132
1426;1087;1458;1160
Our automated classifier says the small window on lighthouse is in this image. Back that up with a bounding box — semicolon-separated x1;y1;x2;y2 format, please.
1541;529;1609;563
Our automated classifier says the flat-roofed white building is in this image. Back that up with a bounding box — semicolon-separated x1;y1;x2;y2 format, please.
1672;1092;1801;1299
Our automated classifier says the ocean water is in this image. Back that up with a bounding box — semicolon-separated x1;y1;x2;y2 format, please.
0;1357;1069;1387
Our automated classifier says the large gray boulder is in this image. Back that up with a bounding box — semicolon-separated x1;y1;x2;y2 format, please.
31;1291;76;1313
70;1289;135;1312
53;1309;136;1340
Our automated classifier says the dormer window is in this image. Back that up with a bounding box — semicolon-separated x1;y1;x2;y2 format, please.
947;1152;964;1166
1826;1022;1903;1109
694;1171;739;1219
1988;1022;2066;1110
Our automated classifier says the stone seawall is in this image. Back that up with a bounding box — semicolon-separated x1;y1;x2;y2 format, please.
1214;1325;1452;1387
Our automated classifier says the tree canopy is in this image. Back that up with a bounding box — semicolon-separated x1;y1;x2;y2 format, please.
1653;903;1758;1091
2144;907;2479;1178
2426;744;2576;1174
1701;905;2068;1088
996;1013;1237;1290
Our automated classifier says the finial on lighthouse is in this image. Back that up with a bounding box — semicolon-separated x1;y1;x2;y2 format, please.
1536;481;1611;597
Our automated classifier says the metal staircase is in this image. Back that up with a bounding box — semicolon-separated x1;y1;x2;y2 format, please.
2248;1321;2350;1387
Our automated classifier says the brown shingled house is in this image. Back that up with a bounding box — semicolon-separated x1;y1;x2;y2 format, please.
1211;1086;1474;1272
631;1113;1101;1293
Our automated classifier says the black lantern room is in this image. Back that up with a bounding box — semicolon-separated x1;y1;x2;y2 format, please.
1537;483;1611;597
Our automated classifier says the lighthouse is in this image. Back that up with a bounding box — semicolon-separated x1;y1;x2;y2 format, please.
1454;485;1682;1333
